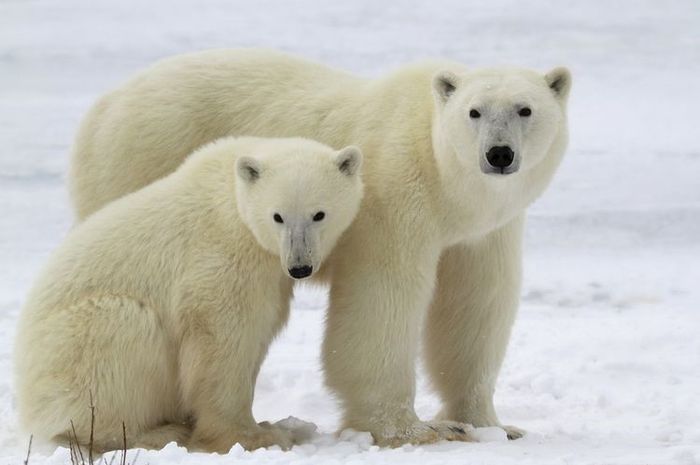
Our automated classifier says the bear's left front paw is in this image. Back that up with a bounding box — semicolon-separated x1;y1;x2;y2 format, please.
372;420;476;447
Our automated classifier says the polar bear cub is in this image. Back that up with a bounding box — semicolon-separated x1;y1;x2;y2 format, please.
14;136;363;453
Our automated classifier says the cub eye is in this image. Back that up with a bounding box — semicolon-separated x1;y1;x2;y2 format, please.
469;109;481;119
273;213;283;224
518;107;532;117
313;211;325;222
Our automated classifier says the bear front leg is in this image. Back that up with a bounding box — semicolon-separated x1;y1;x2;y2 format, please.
424;216;525;439
177;280;294;453
322;231;475;447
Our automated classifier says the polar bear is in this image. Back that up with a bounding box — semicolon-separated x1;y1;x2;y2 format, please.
15;136;364;453
68;49;571;446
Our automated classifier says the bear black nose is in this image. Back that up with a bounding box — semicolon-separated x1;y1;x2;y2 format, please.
486;146;515;169
288;265;313;279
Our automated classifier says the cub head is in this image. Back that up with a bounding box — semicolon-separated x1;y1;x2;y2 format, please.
235;139;363;280
432;66;571;177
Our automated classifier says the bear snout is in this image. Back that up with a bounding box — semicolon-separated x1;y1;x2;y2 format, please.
288;265;313;279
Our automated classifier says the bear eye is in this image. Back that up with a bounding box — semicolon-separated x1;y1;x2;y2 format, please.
518;107;532;117
273;213;284;224
313;211;325;222
469;109;481;119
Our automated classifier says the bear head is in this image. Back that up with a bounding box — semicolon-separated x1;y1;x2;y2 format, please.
432;66;571;178
235;138;363;280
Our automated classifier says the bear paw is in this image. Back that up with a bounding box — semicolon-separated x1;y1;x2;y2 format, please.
372;420;475;447
189;423;294;453
242;423;294;451
501;424;526;440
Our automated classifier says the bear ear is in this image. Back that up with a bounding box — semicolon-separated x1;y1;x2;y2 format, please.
335;146;363;176
236;156;263;183
432;70;459;104
545;67;572;101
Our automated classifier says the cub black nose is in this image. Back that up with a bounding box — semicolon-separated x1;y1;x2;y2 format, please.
486;146;515;169
288;266;313;279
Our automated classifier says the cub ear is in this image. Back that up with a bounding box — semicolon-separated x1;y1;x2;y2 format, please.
236;156;263;183
545;67;572;101
335;145;363;176
432;70;460;103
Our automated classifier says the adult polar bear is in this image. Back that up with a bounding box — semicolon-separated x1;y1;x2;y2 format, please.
69;49;571;446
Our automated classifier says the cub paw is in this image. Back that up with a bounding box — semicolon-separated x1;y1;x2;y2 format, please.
189;424;294;453
240;424;294;451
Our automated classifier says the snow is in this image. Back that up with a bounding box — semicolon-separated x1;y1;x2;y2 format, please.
1;0;699;463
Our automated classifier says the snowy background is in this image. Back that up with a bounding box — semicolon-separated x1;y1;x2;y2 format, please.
1;0;699;464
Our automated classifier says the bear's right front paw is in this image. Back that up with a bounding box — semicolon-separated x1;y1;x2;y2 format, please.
241;424;294;451
372;420;475;447
189;424;294;453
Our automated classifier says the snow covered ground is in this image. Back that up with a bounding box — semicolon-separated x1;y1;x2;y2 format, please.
1;0;699;463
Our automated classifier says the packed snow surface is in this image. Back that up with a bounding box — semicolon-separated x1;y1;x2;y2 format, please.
1;1;698;464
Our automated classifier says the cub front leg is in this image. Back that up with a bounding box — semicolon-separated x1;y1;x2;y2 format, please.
177;274;294;452
425;216;525;439
322;225;475;447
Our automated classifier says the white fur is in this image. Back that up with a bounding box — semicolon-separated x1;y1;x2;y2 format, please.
15;136;364;453
67;49;571;445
